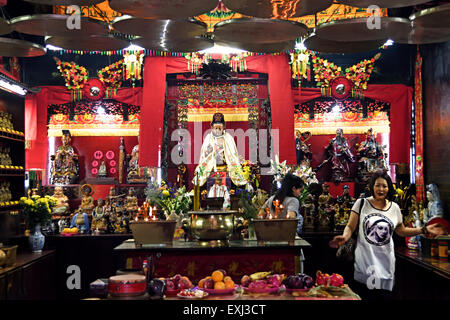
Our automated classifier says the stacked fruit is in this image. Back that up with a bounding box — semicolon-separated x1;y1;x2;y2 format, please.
315;270;344;287
162;274;193;291
240;271;285;290
198;269;235;290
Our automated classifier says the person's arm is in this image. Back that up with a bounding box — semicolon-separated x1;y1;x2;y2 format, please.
395;223;446;237
330;211;359;247
286;198;300;219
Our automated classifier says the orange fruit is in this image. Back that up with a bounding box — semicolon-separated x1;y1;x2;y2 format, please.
224;280;235;289
198;278;206;288
214;281;226;290
223;276;232;282
211;270;224;282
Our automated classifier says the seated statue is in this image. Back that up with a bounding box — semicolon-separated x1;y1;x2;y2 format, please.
79;184;95;215
124;188;139;216
356;128;387;183
50;130;79;184
52;186;69;216
91;198;108;234
334;185;354;230
193;112;247;188
70;209;90;234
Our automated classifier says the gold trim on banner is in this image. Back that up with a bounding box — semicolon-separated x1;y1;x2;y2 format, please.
294;125;390;135
48;128;139;137
188;113;248;122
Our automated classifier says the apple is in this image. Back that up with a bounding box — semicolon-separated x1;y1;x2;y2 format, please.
172;274;182;284
203;278;214;289
177;278;191;289
218;269;227;277
241;275;251;287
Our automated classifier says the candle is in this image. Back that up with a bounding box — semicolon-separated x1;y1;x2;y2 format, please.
135;216;138;222
144;217;149;222
152;215;157;221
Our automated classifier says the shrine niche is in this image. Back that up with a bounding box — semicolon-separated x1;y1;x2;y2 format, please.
164;73;270;192
50;130;79;185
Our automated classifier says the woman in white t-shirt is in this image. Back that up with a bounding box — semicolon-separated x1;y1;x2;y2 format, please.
330;170;445;300
259;173;305;234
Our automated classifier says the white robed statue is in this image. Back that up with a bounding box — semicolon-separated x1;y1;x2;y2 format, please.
193;112;247;187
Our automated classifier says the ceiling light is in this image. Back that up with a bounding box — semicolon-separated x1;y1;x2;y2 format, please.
124;43;145;51
383;39;394;46
0;78;27;96
199;44;247;54
46;44;63;51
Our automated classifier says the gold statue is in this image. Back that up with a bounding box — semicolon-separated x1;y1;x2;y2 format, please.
79;184;95;215
124;188;139;216
50;130;79;184
52;186;70;216
91;198;108;234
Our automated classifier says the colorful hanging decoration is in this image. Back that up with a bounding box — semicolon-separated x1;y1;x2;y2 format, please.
97;59;124;89
290;50;310;81
54;57;89;90
414;50;425;203
311;53;381;90
123;51;144;82
184;52;250;75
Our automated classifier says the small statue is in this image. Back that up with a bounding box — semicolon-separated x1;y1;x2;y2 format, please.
50;130;79;184
318;184;334;230
176;163;187;188
52;186;69;216
295;130;312;166
98;161;107;178
79;184;95;215
124;188;139;216
425;183;444;223
70;209;90;233
127;144;140;182
303;193;316;231
316;128;355;183
0;112;5;128
207;175;231;209
356;128;387;183
334;185;354;230
91;198;108;234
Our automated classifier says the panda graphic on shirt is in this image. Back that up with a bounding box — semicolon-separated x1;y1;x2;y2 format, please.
363;213;394;246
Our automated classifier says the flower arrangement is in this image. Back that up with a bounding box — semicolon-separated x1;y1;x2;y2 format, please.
54;57;89;90
145;181;192;216
237;188;268;222
20;195;58;230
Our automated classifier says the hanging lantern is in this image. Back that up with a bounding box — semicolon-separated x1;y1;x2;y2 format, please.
123;51;144;82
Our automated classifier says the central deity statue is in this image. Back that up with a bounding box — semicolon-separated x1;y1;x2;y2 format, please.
193;113;247;188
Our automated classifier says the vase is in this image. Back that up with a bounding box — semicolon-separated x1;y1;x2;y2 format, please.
248;222;257;240
29;223;45;253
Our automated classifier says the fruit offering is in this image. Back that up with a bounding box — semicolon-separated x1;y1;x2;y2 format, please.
61;227;78;234
315;271;344;287
240;271;285;292
283;273;315;290
162;274;193;291
177;288;208;299
198;269;235;291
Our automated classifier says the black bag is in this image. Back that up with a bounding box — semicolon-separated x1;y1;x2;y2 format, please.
336;198;364;262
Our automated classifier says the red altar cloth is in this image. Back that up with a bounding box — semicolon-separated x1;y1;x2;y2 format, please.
126;249;300;283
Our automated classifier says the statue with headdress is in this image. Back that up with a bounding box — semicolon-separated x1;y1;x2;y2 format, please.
424;183;444;223
316;128;355;182
356;128;387;183
50;130;79;184
193;112;247;188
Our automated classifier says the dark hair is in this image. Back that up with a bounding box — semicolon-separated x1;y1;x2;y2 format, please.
271;173;305;210
368;170;395;201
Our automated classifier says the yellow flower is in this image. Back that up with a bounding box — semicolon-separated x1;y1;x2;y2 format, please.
162;190;170;197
